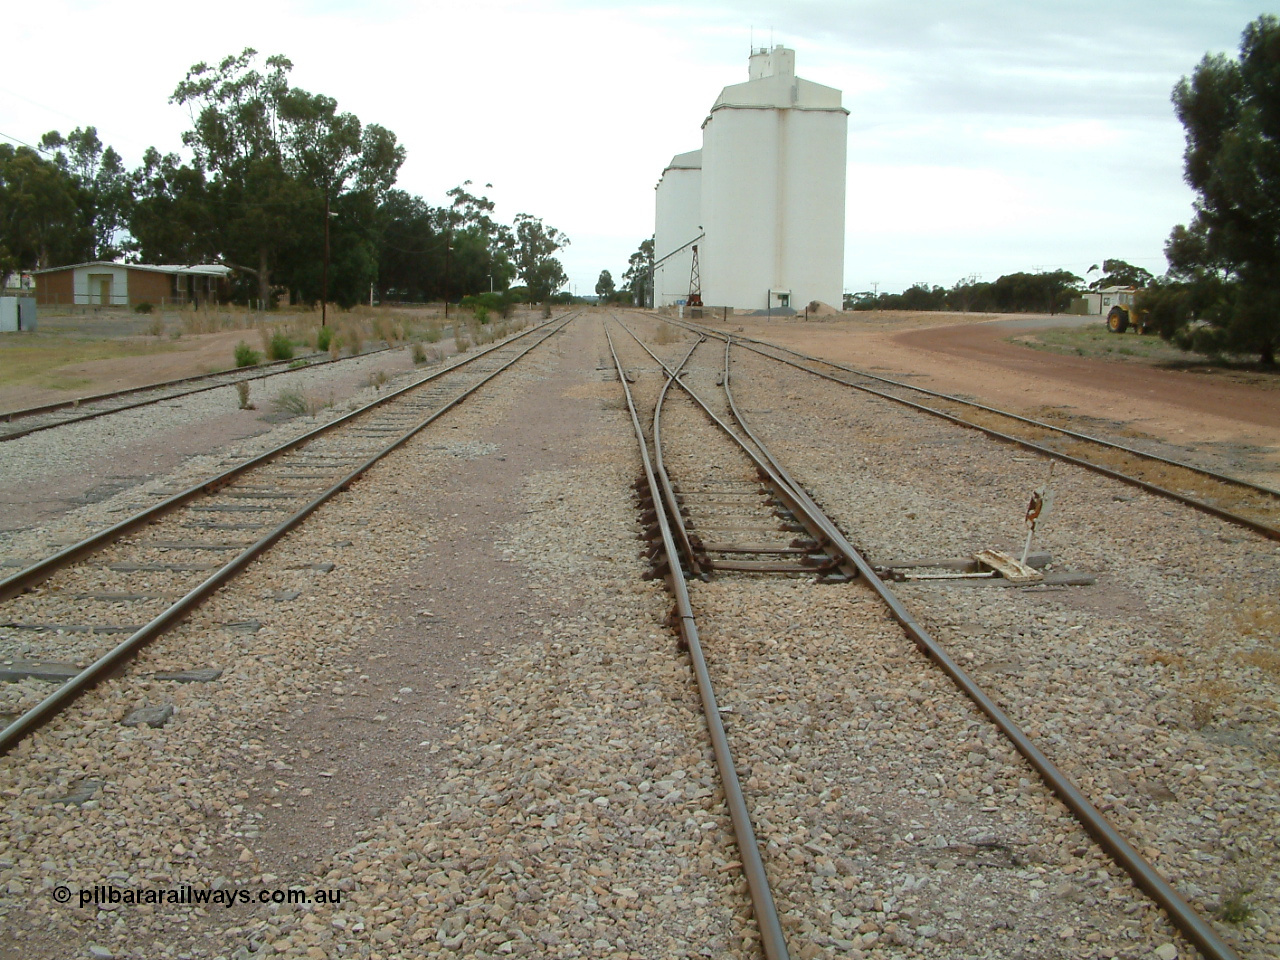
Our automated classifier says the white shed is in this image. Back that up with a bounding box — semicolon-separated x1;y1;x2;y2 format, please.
1076;285;1139;316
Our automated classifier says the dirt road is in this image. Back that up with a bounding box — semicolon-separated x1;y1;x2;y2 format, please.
729;311;1280;486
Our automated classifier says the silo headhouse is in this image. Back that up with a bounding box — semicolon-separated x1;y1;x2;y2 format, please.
655;46;848;313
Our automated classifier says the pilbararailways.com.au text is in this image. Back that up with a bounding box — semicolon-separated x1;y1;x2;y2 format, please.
60;885;343;909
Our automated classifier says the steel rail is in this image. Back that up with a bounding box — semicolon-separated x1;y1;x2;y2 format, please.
0;316;561;604
716;337;1242;960
614;319;858;582
0;314;576;755
673;313;1280;498
603;319;790;960
652;339;707;579
0;344;399;443
633;314;1244;957
659;313;1280;541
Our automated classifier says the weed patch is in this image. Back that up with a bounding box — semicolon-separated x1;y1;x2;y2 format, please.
1219;887;1253;924
234;341;262;368
272;388;330;418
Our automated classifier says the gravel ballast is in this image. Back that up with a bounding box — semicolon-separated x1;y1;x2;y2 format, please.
0;312;1274;959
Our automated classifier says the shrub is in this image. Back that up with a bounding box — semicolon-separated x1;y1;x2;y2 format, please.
460;291;518;319
474;304;490;325
235;380;254;410
147;316;165;337
268;330;294;361
134;301;153;314
345;325;362;356
317;326;333;352
272;388;311;418
411;342;427;364
234;341;262;367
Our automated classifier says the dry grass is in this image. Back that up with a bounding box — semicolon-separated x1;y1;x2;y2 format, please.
1142;649;1187;670
1186;679;1238;729
1239;647;1280;678
272;387;332;419
652;321;683;345
342;322;363;357
0;335;179;390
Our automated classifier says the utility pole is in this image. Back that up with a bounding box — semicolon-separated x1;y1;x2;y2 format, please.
322;192;331;327
443;227;451;321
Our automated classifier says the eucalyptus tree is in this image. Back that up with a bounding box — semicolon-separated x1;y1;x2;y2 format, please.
513;213;569;302
39;127;131;261
170;48;403;307
0;143;85;271
595;269;615;302
622;237;653;306
1157;14;1280;365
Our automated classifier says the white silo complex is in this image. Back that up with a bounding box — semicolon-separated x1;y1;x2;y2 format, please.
655;46;847;313
653;150;702;309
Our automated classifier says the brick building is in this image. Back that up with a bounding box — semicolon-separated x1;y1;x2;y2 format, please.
32;262;232;308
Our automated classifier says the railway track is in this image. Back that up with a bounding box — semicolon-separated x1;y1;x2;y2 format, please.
659;313;1280;541
0;314;574;754
0;343;400;443
610;313;1243;959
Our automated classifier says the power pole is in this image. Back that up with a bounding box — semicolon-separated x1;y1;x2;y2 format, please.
443;227;451;321
322;192;330;327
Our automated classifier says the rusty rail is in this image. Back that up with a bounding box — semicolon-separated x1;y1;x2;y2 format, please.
604;319;790;960
663;313;1280;542
652;339;707;579
716;336;1242;960
0;315;575;755
0;344;405;442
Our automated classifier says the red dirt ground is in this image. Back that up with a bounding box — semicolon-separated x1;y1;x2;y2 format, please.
728;311;1280;487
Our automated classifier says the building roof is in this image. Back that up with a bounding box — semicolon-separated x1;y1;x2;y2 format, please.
710;45;845;114
32;261;232;277
664;150;702;173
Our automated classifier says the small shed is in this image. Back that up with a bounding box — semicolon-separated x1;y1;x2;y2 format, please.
1071;285;1138;316
32;262;232;309
0;296;36;332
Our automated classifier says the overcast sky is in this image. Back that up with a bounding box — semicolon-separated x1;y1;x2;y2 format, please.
2;1;1272;296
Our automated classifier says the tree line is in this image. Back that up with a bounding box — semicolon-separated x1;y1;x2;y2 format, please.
0;49;569;308
844;269;1094;315
849;16;1280;368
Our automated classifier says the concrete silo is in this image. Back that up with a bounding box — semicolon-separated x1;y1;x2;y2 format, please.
654;150;703;309
656;46;847;313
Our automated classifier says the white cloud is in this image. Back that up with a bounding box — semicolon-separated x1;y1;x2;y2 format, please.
0;0;1263;293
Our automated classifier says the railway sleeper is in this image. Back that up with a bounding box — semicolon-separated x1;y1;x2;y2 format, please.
2;622;145;634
